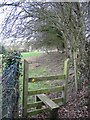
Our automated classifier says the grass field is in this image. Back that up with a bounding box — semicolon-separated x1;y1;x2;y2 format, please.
21;51;42;59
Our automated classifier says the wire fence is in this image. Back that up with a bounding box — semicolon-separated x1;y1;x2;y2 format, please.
2;63;19;119
0;55;2;119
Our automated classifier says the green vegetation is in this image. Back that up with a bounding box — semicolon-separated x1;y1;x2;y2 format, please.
21;52;42;59
2;51;22;117
29;67;47;77
19;52;47;104
19;66;48;104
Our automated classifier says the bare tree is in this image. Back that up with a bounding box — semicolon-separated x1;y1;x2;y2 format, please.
0;1;90;87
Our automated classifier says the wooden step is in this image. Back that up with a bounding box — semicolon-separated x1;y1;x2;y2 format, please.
36;94;59;110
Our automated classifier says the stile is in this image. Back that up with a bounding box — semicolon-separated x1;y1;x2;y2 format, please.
22;58;69;117
28;85;64;96
27;108;50;116
27;97;63;109
22;60;29;117
36;94;59;120
36;94;59;110
28;74;65;82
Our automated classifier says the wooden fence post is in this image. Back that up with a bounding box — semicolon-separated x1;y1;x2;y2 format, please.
22;60;29;117
49;108;59;120
64;58;69;104
73;51;78;92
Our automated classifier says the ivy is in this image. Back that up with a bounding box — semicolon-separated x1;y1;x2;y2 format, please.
2;51;22;68
2;51;22;118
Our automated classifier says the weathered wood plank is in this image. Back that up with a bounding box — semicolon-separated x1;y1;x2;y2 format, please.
64;59;69;76
73;51;78;92
28;107;59;120
36;94;59;110
27;108;50;116
27;101;43;109
28;85;64;96
22;60;29;117
28;74;65;82
27;97;63;109
64;58;69;104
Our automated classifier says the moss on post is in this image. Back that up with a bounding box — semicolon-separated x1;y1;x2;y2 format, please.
22;60;29;117
64;58;69;104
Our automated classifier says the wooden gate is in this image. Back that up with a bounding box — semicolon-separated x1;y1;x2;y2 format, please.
22;58;69;118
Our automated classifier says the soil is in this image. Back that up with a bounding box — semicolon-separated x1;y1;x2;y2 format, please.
22;51;88;119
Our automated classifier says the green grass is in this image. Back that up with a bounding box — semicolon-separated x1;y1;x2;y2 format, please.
29;67;47;77
21;51;42;59
19;52;59;106
19;51;48;105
